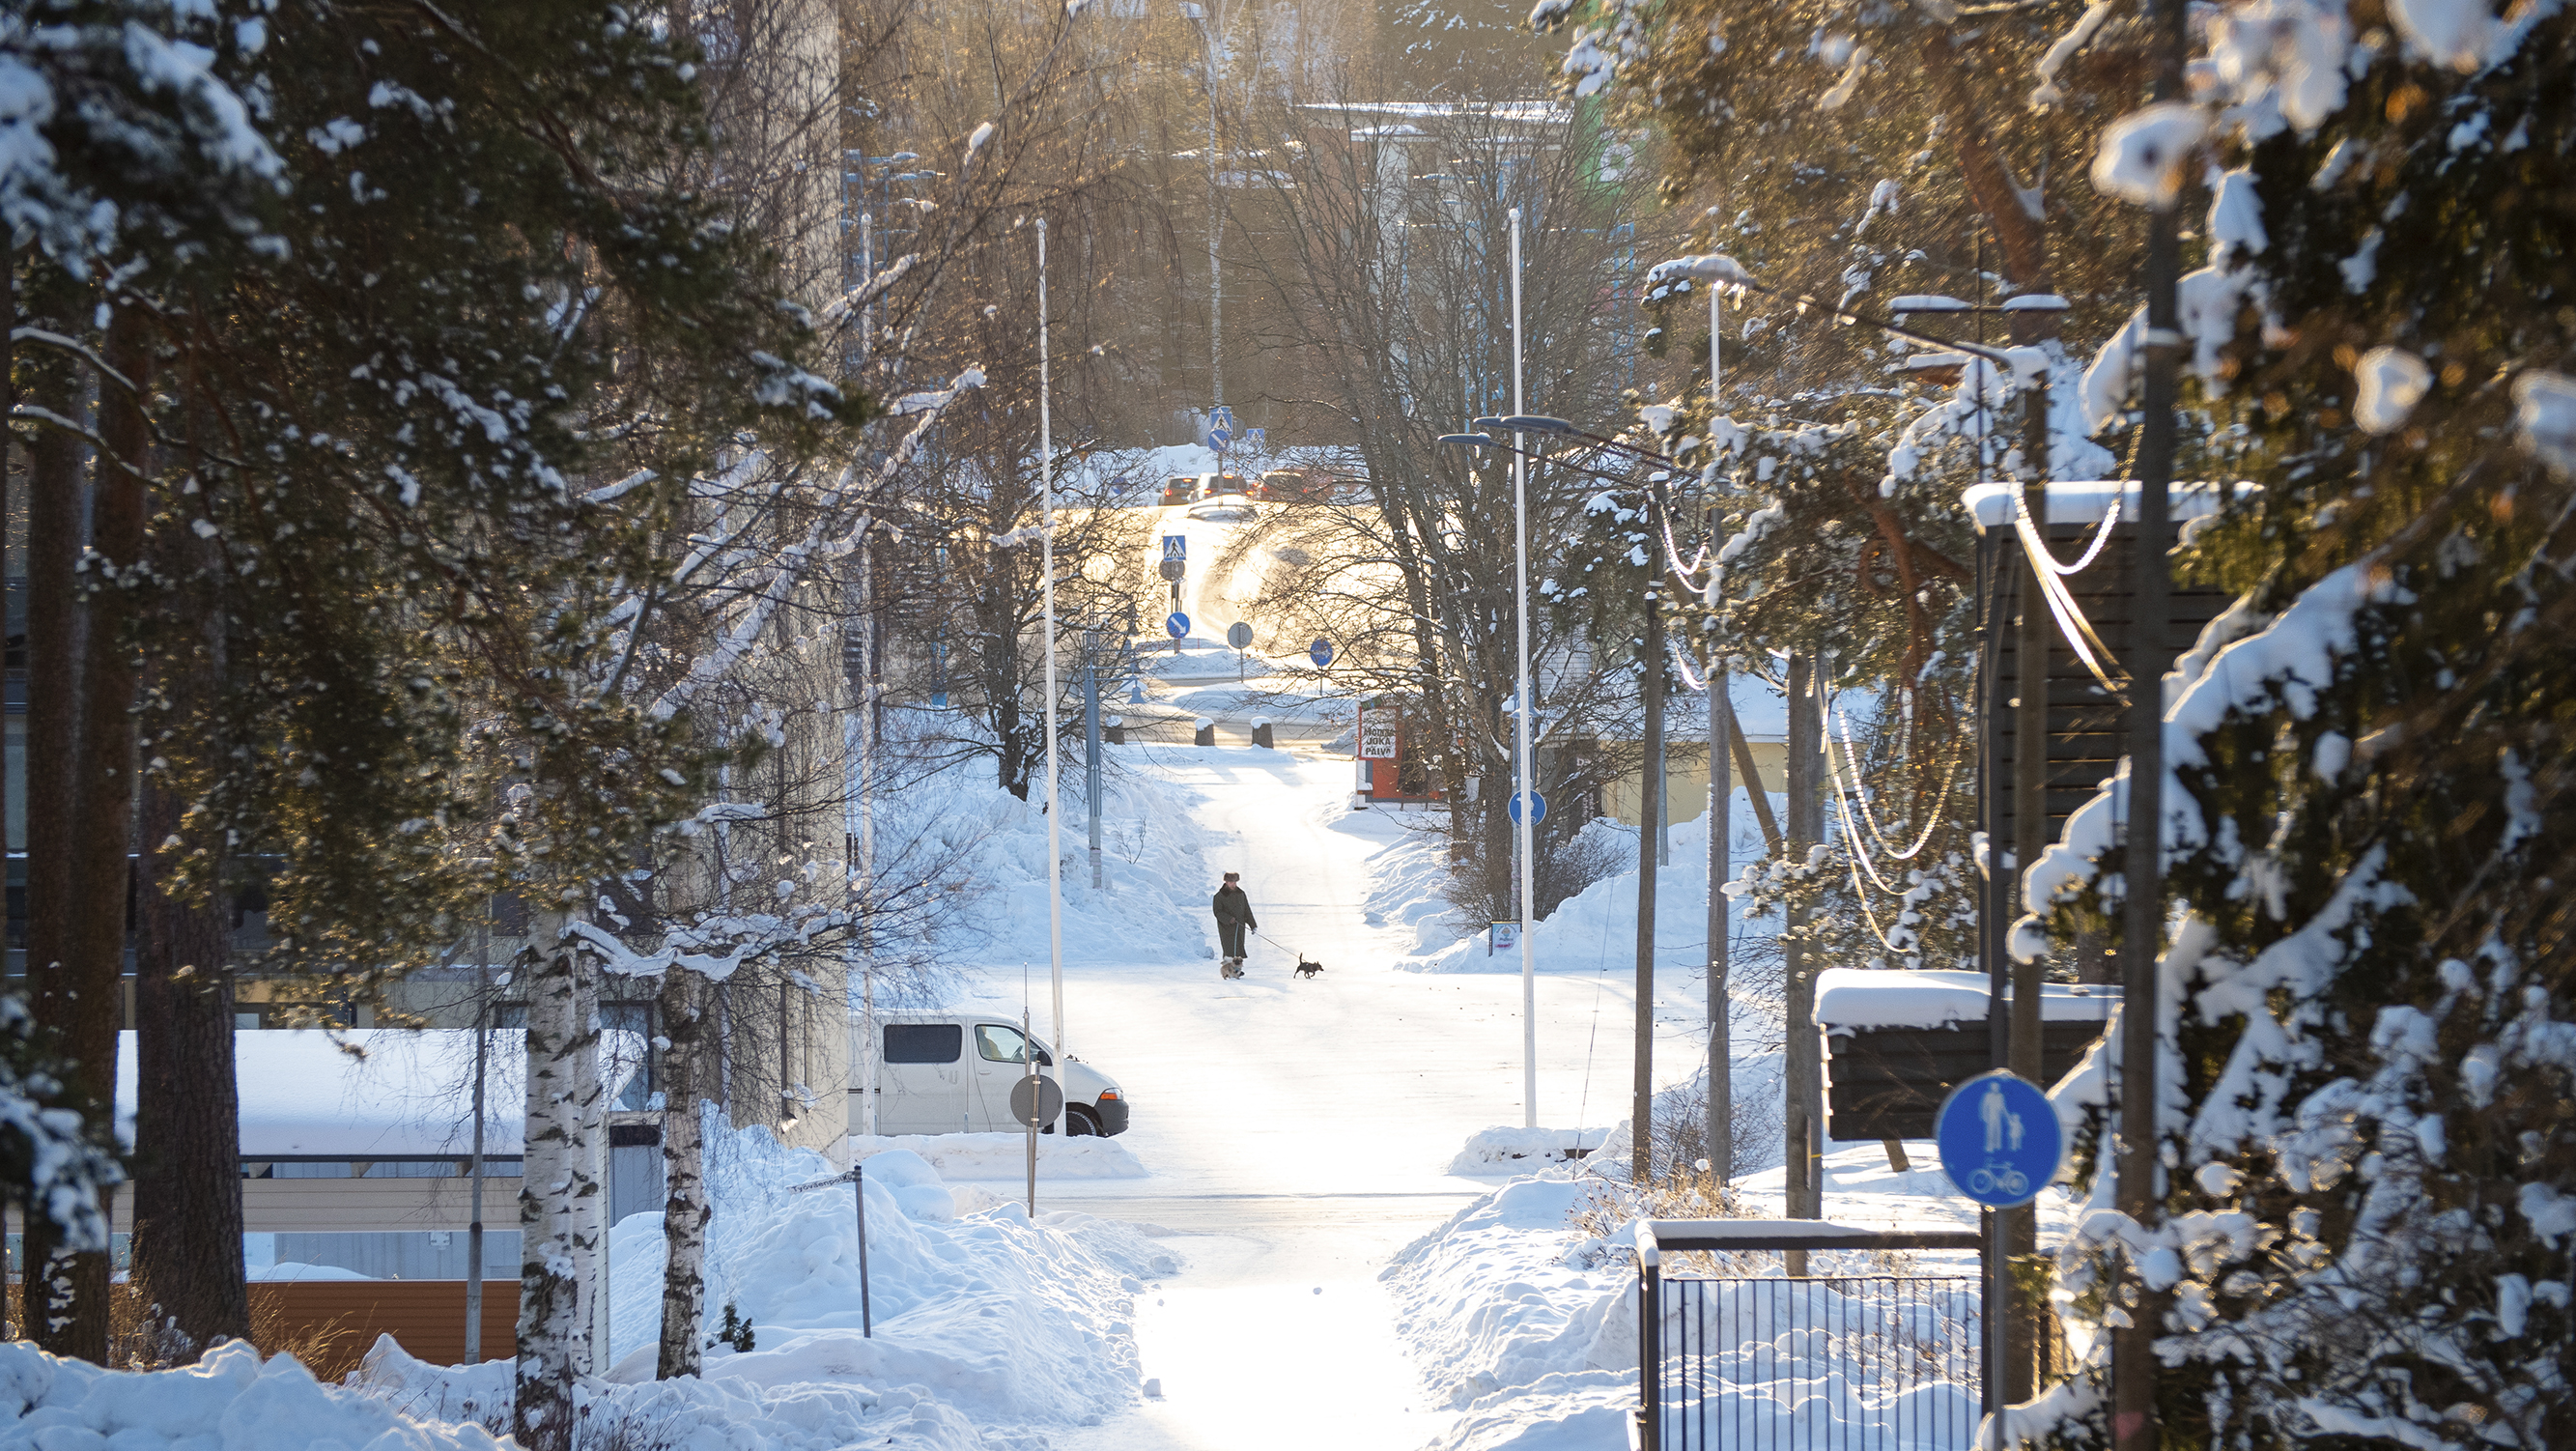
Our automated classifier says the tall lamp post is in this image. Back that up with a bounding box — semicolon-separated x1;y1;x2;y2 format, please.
1447;414;1677;1159
1179;2;1224;410
1507;207;1539;1130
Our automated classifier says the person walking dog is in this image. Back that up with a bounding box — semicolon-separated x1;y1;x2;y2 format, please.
1213;872;1257;979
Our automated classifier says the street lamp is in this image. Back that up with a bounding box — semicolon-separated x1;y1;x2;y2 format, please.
1179;2;1224;409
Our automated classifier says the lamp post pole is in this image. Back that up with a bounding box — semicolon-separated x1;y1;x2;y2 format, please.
1039;218;1065;1058
1182;3;1223;410
1510;207;1539;1130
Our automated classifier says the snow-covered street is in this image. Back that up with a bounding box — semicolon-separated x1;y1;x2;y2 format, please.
948;743;1692;1451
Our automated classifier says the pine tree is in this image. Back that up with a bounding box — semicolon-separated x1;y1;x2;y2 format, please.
2012;4;2576;1445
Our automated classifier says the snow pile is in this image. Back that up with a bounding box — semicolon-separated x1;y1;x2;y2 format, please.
357;1123;1174;1448
1403;812;1771;976
1354;809;1470;954
0;1339;506;1451
874;727;1216;968
848;1130;1147;1181
1448;1125;1616;1174
1383;1176;1638;1450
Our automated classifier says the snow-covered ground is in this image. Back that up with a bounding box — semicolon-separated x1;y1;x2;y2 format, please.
0;697;2031;1451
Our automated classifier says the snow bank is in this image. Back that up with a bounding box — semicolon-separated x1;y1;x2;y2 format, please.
356;1122;1174;1448
0;1340;506;1451
1403;812;1776;976
848;1131;1147;1181
1383;1176;1637;1418
875;730;1215;969
1449;1125;1617;1175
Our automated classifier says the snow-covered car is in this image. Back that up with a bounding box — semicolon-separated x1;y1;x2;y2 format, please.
1186;495;1256;522
853;1014;1131;1137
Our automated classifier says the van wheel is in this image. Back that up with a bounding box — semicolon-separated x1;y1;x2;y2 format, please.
1063;1106;1102;1137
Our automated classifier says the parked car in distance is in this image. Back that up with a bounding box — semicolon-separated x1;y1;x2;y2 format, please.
1186;496;1257;521
1258;469;1335;503
853;1013;1131;1137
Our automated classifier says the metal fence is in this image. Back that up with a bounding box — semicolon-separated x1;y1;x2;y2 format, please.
1634;1221;1985;1451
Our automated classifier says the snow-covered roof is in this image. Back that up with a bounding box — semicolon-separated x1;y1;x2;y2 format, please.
1815;969;2118;1031
110;1029;644;1157
1961;479;2256;528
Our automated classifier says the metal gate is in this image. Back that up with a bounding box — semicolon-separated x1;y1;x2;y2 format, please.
1633;1220;1985;1451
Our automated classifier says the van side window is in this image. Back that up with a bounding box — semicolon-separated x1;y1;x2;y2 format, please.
975;1025;1030;1064
884;1024;962;1064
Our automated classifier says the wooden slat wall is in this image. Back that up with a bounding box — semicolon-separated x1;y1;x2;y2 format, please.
4;1175;525;1236
1826;1021;2109;1141
1991;520;2239;851
249;1279;519;1382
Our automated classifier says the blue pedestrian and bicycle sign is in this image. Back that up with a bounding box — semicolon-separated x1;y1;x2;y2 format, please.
1935;1069;2061;1209
1507;790;1547;825
1309;638;1334;669
1165;612;1191;639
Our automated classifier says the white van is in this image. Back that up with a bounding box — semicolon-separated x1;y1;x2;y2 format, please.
851;1014;1131;1138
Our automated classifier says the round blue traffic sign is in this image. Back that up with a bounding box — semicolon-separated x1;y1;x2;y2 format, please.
1507;790;1546;825
1309;638;1334;669
1165;612;1191;640
1935;1069;2062;1209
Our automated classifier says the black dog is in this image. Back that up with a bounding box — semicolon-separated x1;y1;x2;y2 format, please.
1293;956;1324;980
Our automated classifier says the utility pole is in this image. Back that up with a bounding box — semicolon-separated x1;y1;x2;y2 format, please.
1704;275;1731;1182
2115;0;2191;1436
1706;668;1731;1181
2007;375;2052;1401
1631;591;1666;1182
1782;653;1825;1270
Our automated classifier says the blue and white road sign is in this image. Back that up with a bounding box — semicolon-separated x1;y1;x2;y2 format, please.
1208;428;1231;448
1162;535;1187;562
1210;405;1235;431
1246;427;1266;451
1507;790;1547;826
1165;612;1191;640
1309;638;1334;669
1935;1069;2062;1209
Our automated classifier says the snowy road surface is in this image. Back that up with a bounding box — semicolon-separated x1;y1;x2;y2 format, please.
945;743;1690;1450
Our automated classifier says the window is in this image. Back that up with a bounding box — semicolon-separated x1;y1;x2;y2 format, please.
602;1001;657;1110
883;1023;961;1065
975;1024;1030;1065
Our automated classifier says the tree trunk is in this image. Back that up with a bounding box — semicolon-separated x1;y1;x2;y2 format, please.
657;967;710;1380
130;483;248;1351
20;269;85;1351
515;916;600;1451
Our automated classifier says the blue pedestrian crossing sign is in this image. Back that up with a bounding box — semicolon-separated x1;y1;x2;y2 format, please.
1162;535;1187;562
1210;405;1235;431
1508;790;1546;825
1935;1069;2062;1209
1165;612;1191;639
1308;638;1334;669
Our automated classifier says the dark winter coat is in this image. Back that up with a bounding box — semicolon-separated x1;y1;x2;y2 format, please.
1212;884;1256;929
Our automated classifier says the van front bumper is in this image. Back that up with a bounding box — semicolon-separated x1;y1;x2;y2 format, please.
1093;1097;1131;1136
